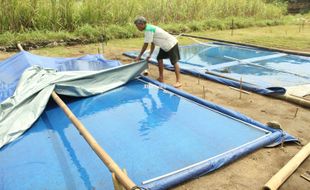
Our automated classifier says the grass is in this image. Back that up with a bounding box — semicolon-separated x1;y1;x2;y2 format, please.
0;0;287;33
20;24;308;60
190;25;310;51
0;24;309;62
0;16;297;47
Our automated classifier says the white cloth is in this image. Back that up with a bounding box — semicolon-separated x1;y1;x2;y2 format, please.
144;24;177;52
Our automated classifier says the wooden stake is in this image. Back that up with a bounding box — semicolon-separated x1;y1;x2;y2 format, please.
239;77;243;99
51;92;136;190
17;43;24;51
112;169;127;190
203;86;206;99
231;18;234;36
294;107;299;118
101;42;105;54
300;172;310;182
112;173;123;190
263;142;310;190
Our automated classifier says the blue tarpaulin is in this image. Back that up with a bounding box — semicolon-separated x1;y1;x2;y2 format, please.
0;51;121;103
0;51;297;190
124;43;310;96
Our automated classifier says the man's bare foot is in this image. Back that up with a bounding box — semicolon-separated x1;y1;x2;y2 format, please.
157;78;164;82
173;82;182;88
143;69;149;76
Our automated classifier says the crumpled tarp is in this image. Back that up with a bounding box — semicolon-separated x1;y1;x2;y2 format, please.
0;60;147;149
0;50;121;102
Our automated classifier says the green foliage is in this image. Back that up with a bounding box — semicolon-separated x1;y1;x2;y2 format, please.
0;16;294;46
0;30;72;46
0;0;288;33
75;24;101;39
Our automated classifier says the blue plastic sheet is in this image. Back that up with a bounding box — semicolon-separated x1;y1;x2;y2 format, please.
0;77;296;190
0;51;297;190
0;51;121;102
124;43;310;95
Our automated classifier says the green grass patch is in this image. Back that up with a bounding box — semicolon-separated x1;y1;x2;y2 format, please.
0;0;287;33
0;16;293;47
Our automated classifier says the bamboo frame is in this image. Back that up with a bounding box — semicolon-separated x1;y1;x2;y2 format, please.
263;142;310;190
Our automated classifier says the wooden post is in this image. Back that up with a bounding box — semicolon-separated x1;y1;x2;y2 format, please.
203;86;206;99
263;142;310;190
294;107;299;118
300;172;310;182
231;19;234;36
112;169;128;190
51;92;136;190
17;43;24;51
239;77;243;99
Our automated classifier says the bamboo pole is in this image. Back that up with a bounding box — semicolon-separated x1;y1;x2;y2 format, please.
300;172;310;182
112;169;128;190
16;44;136;190
273;94;310;108
17;43;24;51
263;142;310;190
51;92;136;190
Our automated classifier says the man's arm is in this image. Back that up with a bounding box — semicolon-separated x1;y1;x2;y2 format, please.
146;42;155;61
135;43;148;61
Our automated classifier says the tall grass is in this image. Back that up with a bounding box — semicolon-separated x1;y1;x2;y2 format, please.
0;0;287;33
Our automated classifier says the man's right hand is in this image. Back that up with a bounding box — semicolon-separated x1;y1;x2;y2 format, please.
134;56;141;62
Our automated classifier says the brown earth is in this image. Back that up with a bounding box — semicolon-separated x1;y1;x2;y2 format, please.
1;43;309;190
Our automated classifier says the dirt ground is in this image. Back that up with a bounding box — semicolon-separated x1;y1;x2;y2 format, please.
1;43;309;190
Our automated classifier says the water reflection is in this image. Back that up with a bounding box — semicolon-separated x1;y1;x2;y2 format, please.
138;87;180;140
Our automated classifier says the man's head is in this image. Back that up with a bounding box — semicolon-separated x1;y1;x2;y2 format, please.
134;16;147;31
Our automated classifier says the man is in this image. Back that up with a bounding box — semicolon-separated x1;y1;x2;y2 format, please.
134;16;182;88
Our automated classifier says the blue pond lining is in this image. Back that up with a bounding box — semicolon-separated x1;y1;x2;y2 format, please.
206;53;287;70
138;76;295;189
0;75;296;190
123;43;310;95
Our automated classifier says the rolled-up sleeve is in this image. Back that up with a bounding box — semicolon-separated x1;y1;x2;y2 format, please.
144;31;153;43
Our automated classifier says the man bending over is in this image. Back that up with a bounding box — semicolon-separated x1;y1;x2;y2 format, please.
134;16;182;88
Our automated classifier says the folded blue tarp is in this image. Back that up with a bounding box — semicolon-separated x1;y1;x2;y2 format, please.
0;51;121;102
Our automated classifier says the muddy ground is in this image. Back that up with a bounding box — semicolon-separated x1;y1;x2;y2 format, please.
1;43;309;190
